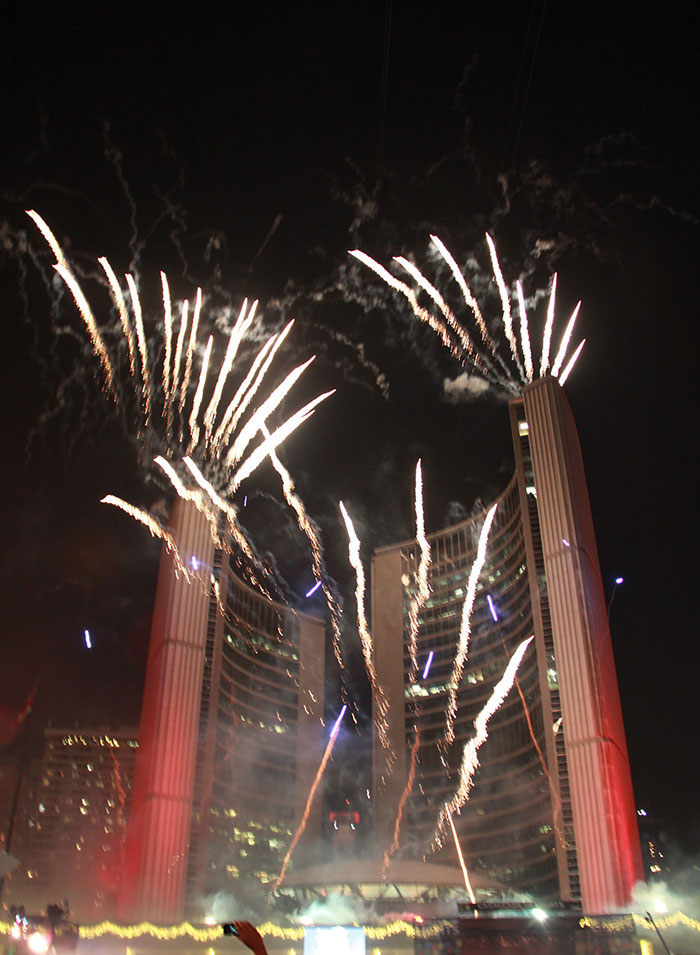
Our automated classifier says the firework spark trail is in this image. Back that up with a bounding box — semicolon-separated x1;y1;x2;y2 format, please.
559;338;586;386
516;281;534;383
25;210;69;271
539;274;558;377
213;320;295;457
227;390;334;494
446;804;476;905
125;272;152;424
432;635;534;849
223;356;317;470
430;234;491;349
339;501;392;757
161;271;174;417
273;705;347;891
382;725;421;878
444;503;499;747
180;287;202;415
551;302;582;378
203;299;256;446
98;257;137;378
100;495;194;581
485;233;525;382
53;264;116;395
406;460;431;681
187;335;213;452
171;299;189;417
393;256;481;365
261;423;345;677
349;250;464;361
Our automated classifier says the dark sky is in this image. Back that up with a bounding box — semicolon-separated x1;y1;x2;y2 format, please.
1;3;698;857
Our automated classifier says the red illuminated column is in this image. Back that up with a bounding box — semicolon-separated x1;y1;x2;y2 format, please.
120;499;214;923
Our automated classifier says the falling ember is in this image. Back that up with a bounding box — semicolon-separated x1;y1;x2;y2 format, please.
382;725;421;878
446;805;476;905
433;635;535;848
339;501;392;757
444;502;498;747
274;705;347;890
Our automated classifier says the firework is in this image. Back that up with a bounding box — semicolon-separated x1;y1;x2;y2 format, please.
339;501;392;758
446;805;476;905
382;725;421;878
351;234;585;392
443;502;498;747
28;210;333;597
273;705;347;891
406;460;431;681
432;635;534;849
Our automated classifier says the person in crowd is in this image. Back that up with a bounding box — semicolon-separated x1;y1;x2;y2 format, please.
229;921;268;955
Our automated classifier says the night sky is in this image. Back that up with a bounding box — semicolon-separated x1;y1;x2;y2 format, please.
1;2;698;863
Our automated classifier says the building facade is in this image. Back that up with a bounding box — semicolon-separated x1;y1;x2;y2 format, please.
6;727;138;919
121;500;325;923
371;377;643;914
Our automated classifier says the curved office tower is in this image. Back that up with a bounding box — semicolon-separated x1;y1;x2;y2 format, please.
371;377;642;914
121;499;325;922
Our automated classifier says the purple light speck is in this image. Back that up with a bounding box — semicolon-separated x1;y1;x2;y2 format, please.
487;594;498;622
422;650;434;680
305;580;322;598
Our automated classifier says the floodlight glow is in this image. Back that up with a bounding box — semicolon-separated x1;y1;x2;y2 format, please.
305;580;322;598
532;908;548;922
84;629;92;649
486;594;498;621
653;899;668;914
422;650;434;679
303;926;366;955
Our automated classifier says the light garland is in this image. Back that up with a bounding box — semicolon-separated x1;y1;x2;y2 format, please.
579;912;700;935
10;911;692;943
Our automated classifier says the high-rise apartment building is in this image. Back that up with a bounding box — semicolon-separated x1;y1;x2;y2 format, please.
121;500;325;923
7;727;138;919
371;377;642;914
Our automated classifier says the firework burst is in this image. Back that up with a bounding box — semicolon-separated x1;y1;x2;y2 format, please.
27;210;335;599
350;234;585;393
